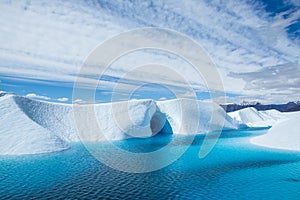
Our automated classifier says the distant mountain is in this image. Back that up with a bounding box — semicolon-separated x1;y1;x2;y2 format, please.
221;102;300;112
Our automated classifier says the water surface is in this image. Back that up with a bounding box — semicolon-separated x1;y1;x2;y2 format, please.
1;129;300;199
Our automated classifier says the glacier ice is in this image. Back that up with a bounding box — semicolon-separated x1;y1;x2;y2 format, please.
0;93;244;155
251;111;300;151
0;94;68;155
228;107;284;127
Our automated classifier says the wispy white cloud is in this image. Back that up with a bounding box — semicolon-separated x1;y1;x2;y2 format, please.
229;63;300;102
290;0;300;6
158;97;167;101
25;93;70;103
230;63;300;92
73;99;84;104
57;97;68;102
0;0;299;103
26;93;50;100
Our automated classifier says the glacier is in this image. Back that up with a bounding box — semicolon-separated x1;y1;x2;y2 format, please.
228;107;284;127
0;94;68;155
229;107;300;151
2;93;298;155
0;93;243;155
251;111;300;151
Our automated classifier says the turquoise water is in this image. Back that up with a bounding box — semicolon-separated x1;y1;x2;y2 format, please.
1;129;300;199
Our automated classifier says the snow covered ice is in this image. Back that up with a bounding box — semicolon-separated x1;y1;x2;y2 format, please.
0;94;68;155
228;107;300;151
1;93;299;155
251;111;300;151
0;93;242;155
228;107;284;127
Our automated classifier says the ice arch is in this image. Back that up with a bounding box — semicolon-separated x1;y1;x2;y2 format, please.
150;111;173;136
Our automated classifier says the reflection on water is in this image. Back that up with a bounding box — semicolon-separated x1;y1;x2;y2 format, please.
0;129;299;199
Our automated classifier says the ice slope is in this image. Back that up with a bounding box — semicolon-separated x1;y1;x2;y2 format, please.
14;96;78;142
0;94;241;155
0;94;68;155
251;112;300;151
157;99;241;134
228;107;284;127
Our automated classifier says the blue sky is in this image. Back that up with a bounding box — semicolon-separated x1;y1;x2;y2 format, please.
0;0;299;104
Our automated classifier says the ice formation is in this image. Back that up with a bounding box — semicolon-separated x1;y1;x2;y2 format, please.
251;112;300;151
3;93;297;155
228;107;284;127
0;93;242;155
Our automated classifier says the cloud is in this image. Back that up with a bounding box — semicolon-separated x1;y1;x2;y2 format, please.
158;97;167;101
0;0;299;103
26;93;50;100
230;63;300;92
26;94;69;102
290;0;300;6
229;63;300;103
0;90;6;95
73;99;85;104
57;97;68;102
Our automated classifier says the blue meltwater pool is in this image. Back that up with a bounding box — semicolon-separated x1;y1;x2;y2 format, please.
1;129;300;199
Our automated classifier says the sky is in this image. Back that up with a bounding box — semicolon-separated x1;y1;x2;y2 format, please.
0;0;299;104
